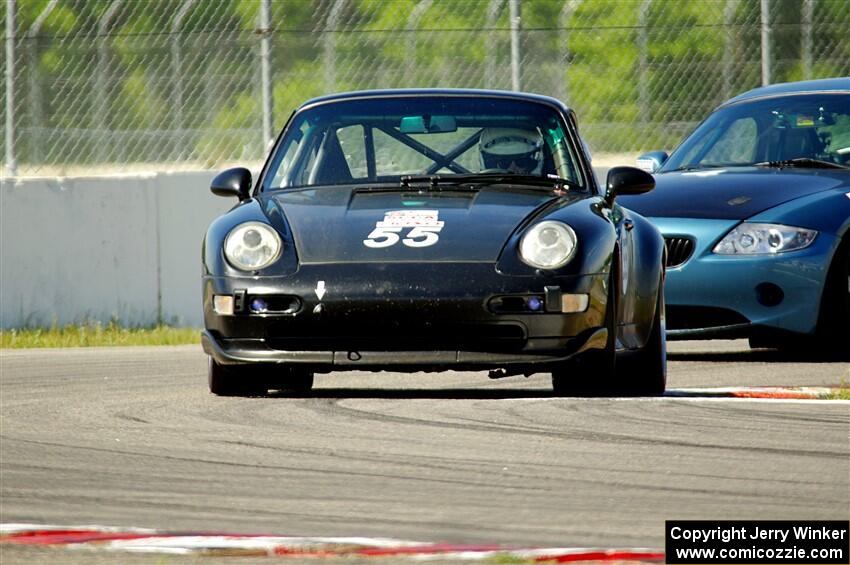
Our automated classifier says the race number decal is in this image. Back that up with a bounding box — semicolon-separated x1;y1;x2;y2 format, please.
363;210;444;248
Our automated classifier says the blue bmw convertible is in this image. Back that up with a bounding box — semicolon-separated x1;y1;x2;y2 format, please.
620;77;849;354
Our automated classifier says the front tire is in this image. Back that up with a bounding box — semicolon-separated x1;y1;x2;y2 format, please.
552;273;617;396
816;235;850;352
208;358;268;397
619;279;666;395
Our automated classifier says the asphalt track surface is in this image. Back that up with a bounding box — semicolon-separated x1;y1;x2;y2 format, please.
1;340;848;564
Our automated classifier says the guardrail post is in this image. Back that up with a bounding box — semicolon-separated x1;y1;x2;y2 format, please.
96;0;123;164
509;0;520;91
324;0;345;92
723;0;740;99
760;0;771;85
259;0;273;148
638;0;650;128
801;0;813;80
172;0;196;157
5;0;17;177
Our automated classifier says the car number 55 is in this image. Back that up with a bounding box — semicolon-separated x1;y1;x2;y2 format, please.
363;226;443;248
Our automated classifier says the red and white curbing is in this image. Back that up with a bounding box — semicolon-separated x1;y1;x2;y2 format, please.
666;386;843;400
1;524;664;562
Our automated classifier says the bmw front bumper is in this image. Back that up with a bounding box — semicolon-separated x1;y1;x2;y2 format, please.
656;218;838;339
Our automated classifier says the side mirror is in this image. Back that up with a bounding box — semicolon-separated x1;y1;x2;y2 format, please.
211;167;252;200
636;151;669;174
605;166;655;206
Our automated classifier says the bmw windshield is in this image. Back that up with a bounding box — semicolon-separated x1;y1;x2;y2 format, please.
662;92;850;172
262;96;588;191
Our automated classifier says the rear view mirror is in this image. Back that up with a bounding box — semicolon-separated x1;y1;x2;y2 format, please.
817;109;837;125
399;115;458;134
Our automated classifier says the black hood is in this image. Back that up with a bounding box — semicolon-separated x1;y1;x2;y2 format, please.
266;186;574;263
618;167;850;220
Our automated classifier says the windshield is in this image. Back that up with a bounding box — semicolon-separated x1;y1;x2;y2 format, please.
262;96;587;191
662;92;850;171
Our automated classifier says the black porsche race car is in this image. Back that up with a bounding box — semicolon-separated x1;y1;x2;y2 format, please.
202;89;666;396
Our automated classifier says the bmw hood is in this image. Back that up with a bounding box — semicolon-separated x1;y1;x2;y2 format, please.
618;167;850;220
265;186;569;263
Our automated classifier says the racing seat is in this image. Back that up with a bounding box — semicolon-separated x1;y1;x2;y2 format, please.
311;133;354;185
778;128;819;161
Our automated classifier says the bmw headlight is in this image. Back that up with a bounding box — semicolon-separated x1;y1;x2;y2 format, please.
224;222;282;271
713;223;817;255
519;220;577;269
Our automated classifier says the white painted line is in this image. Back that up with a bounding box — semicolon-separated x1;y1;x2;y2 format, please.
651;397;848;405
494;394;847;405
668;386;833;396
106;535;421;552
0;523;156;534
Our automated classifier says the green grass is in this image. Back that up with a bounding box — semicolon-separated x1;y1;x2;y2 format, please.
825;388;850;400
819;374;850;400
0;322;199;349
822;380;850;400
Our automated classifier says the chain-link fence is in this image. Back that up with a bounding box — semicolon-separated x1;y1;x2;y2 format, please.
3;0;849;177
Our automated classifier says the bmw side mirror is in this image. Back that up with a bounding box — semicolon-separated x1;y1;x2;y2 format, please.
211;167;252;201
605;166;655;206
636;151;669;174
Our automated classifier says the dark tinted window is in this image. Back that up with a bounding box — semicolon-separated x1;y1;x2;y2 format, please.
262;97;586;190
663;93;850;171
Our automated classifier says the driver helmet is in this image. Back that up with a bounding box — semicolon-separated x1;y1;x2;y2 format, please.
479;127;544;174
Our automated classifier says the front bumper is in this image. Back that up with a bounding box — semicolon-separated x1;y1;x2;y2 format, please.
202;263;609;372
655;218;837;339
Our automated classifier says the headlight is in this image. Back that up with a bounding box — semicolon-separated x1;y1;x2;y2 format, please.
519;220;577;269
713;223;817;255
224;222;282;271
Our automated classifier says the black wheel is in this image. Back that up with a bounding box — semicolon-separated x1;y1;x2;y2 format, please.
552;273;617;396
618;279;666;395
816;235;850;351
208;357;268;397
265;366;315;394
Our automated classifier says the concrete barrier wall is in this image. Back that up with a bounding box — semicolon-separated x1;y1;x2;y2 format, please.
0;171;231;329
1;167;612;329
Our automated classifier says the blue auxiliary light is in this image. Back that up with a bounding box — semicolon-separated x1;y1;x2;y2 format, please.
250;298;268;313
526;296;543;311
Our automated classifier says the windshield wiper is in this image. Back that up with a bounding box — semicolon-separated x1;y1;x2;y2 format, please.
350;178;475;194
663;164;730;173
398;174;476;191
754;158;848;170
402;173;576;191
352;173;578;194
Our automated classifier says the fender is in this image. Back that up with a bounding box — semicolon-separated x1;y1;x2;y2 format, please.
624;211;666;347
